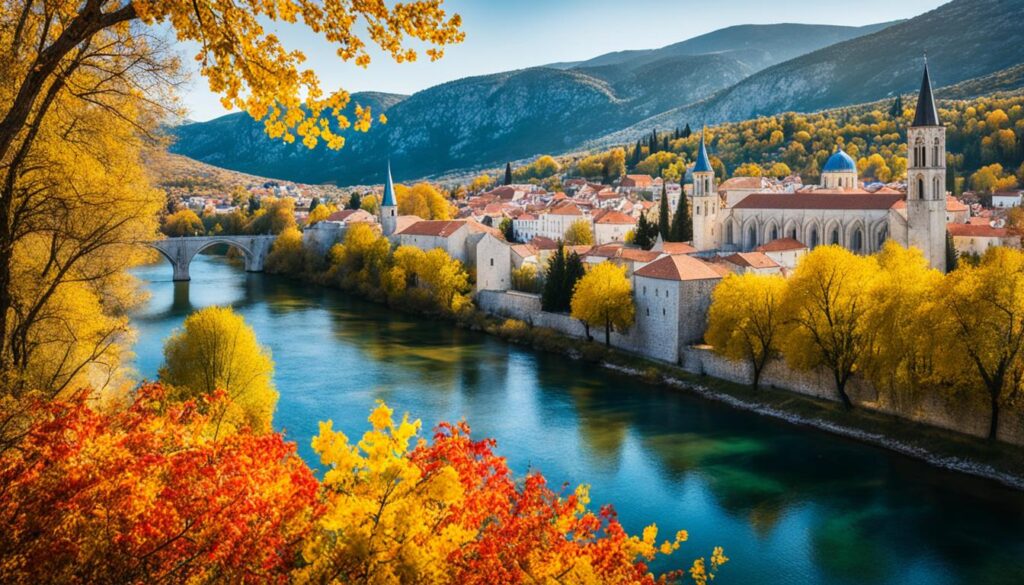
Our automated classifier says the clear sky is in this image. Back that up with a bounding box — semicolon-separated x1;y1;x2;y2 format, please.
179;0;948;121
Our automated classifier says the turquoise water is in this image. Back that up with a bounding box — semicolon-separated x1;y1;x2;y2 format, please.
131;255;1024;585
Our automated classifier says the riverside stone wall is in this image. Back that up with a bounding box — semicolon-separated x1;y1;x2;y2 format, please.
476;290;1024;447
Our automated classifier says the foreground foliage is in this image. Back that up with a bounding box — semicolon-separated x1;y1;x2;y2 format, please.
0;388;725;584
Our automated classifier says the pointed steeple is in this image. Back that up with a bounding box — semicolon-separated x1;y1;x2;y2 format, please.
912;56;940;127
693;128;713;174
382;160;396;207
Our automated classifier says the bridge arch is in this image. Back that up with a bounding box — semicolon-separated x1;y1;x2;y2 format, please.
147;235;276;281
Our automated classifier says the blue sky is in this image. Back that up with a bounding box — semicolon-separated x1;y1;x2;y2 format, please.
178;0;947;121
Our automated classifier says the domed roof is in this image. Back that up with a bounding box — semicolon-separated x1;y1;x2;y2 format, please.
823;148;856;173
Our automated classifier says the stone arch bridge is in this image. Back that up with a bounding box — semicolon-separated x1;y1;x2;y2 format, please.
149;235;277;281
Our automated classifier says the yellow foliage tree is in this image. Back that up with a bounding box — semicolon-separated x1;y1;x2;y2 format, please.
570;262;635;346
732;163;763;178
306;204;336;226
780;246;878;409
396;183;453;220
934;247;1024;440
246;197;298;234
361;194;381;215
160;306;278;435
265;226;307;276
163;209;205;237
706;273;786;390
564;219;594;246
511;264;541;293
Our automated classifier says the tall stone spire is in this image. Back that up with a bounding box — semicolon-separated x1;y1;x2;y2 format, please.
381;160;397;207
693;127;713;173
912;56;940;127
380;160;398;236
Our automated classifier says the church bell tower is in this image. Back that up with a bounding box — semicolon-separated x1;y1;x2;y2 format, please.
380;161;398;237
906;58;947;272
691;130;719;251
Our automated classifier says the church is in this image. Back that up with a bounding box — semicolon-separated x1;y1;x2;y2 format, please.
691;60;951;272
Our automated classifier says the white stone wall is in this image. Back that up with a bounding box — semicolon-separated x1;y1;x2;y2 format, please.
475;235;511;292
302;223;344;255
395;228;469;264
633;276;681;363
594;222;633;245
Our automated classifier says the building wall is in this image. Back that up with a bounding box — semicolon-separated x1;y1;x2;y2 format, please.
594;222;633;245
475;235;511;292
633;275;681;363
302;223;344;255
725;207;890;253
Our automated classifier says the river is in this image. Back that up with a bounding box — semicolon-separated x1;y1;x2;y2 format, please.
130;255;1024;585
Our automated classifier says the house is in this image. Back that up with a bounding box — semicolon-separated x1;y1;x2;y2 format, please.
632;255;727;363
394;220;472;264
621;174;654;190
947;222;1022;256
592;209;637;244
754;238;808;271
720;252;782;275
303;208;377;253
475;233;512;292
991;190;1023;208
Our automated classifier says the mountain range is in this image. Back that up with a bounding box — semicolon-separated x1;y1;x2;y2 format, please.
169;0;1024;186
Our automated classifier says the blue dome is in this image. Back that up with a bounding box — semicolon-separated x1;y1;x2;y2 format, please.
823;149;856;173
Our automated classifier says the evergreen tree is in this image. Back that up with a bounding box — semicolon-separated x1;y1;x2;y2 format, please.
946;230;959;271
564;251;586;308
247;196;261;215
504;162;513;186
670;188;692;242
308;197;321;214
890;94;904;118
662;136;669;152
542;242;567;311
634;212;658;250
650;129;659;154
499;217;515;242
631;139;642;168
682;124;692;139
346;192;362;210
658;183;670;240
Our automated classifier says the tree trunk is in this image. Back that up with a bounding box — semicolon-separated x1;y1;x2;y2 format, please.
835;374;853;410
604;318;611;347
988;388;1000;441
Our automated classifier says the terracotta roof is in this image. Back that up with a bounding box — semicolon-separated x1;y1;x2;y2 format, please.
466;219;503;238
947;223;1012;238
618;249;661;263
756;238;807;252
510;244;538;258
594;210;636;224
549;203;583;216
325;209;368;222
529;236;559;250
586;243;624;258
734;193;903;210
723;252;779;269
659;242;698;255
397;220;467;237
567;245;593;257
719;177;767;190
634;254;724;282
946;196;969;212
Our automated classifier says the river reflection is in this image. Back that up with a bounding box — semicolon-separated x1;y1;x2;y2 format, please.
131;255;1024;585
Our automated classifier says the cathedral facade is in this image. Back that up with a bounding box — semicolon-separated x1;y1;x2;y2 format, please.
692;61;949;272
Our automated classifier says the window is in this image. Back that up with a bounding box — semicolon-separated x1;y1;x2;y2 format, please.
726;223;734;245
643;285;647;295
810;228;819;248
831;229;839;245
646;308;650;316
489;258;494;267
662;308;666;316
771;227;778;241
747;226;756;250
918;177;925;200
853;229;863;252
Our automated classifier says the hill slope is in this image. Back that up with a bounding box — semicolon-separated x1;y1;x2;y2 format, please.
600;0;1024;144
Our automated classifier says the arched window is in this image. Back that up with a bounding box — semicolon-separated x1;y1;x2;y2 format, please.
934;176;942;198
747;226;757;250
790;228;797;240
852;229;863;252
771;227;778;241
810;228;819;248
918;177;925;200
915;137;925;167
831;229;839;245
726;223;734;245
877;227;888;248
933;138;941;168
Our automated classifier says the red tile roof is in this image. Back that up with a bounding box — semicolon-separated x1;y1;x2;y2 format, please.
756;238;807;252
947;223;1012;238
659;242;698;255
723;252;779;269
634;254;724;282
549;203;584;216
529;236;559;250
397;220;467;237
594;210;636;224
734;193;903;210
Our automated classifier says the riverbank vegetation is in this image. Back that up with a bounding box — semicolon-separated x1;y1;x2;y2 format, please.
707;242;1024;441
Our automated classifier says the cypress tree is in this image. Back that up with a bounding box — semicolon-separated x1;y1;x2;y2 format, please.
658;182;670;240
542;241;567;311
504;162;513;185
635;213;656;250
670;187;692;242
564;251;586;309
346;192;361;210
682;124;692;139
631;139;643;168
309;197;321;214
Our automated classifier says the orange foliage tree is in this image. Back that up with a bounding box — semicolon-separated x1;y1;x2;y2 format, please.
0;384;320;584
